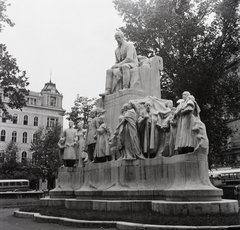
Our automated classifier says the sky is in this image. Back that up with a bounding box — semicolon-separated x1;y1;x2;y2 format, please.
1;0;124;128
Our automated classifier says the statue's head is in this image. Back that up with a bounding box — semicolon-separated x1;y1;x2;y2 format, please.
69;121;74;128
98;115;104;124
90;108;97;118
182;91;190;101
115;31;124;46
144;101;152;109
77;122;83;130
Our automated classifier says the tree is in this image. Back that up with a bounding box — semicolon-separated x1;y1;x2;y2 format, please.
113;0;240;165
0;141;38;180
30;123;62;189
0;0;29;118
65;95;97;128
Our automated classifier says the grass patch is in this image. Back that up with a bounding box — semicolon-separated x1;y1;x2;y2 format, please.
20;205;240;226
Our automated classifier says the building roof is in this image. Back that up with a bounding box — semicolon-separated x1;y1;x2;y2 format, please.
41;80;61;94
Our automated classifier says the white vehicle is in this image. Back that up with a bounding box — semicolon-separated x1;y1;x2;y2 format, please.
0;179;29;192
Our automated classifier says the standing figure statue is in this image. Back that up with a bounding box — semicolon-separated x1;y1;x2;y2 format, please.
137;101;160;158
75;122;86;167
57;136;65;167
62;121;77;167
114;102;145;159
174;91;200;154
99;31;138;96
94;115;111;162
161;100;177;157
84;109;99;162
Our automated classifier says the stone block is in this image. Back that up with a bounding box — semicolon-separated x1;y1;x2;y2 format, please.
65;199;92;210
152;200;239;216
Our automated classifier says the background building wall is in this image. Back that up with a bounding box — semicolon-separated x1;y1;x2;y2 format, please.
0;81;65;163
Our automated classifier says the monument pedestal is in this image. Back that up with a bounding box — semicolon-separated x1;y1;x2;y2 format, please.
44;150;239;215
50;151;223;201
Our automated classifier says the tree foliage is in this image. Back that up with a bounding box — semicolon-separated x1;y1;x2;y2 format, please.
65;95;96;128
30;124;62;181
113;0;240;165
0;141;41;180
0;0;29;118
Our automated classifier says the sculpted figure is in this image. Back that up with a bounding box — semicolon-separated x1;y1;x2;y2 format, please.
94;115;111;162
57;136;65;167
85;109;99;162
137;101;160;158
174;91;201;154
75;122;86;167
108;103;128;160
99;31;138;96
62;121;77;167
161;100;177;157
114;102;145;159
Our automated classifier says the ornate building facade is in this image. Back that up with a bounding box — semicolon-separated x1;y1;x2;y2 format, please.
0;81;65;163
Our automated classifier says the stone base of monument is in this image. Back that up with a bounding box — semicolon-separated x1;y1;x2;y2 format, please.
40;198;238;216
44;151;239;215
152;200;239;216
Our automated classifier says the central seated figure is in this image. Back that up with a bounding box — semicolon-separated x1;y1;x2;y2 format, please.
99;31;163;98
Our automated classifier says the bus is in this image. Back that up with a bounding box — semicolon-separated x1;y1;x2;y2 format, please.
0;179;30;192
209;167;240;186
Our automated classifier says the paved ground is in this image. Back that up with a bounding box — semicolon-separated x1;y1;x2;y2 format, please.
0;208;116;230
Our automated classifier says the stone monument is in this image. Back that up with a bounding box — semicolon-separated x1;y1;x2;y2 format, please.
42;32;238;216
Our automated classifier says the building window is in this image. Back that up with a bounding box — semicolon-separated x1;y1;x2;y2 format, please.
2;113;7;123
22;132;27;143
27;97;37;105
22;151;27;163
23;115;28;125
12;131;17;142
32;133;37;143
50;96;56;106
0;130;6;141
34;116;38;126
12;114;18;124
47;117;58;127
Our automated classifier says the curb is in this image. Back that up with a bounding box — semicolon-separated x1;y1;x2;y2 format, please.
14;210;240;229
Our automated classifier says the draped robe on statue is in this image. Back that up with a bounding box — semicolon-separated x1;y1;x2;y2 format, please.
117;108;145;159
94;123;110;158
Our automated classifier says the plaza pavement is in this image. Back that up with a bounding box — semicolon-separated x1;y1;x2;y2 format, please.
0;208;116;230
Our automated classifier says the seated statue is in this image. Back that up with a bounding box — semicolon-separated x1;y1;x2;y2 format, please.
99;31;163;98
99;31;138;96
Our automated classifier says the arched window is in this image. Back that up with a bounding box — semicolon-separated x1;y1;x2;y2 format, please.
34;116;38;126
22;132;27;143
0;130;6;141
21;151;27;163
12;114;18;124
23;115;28;125
12;131;17;142
33;133;37;143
